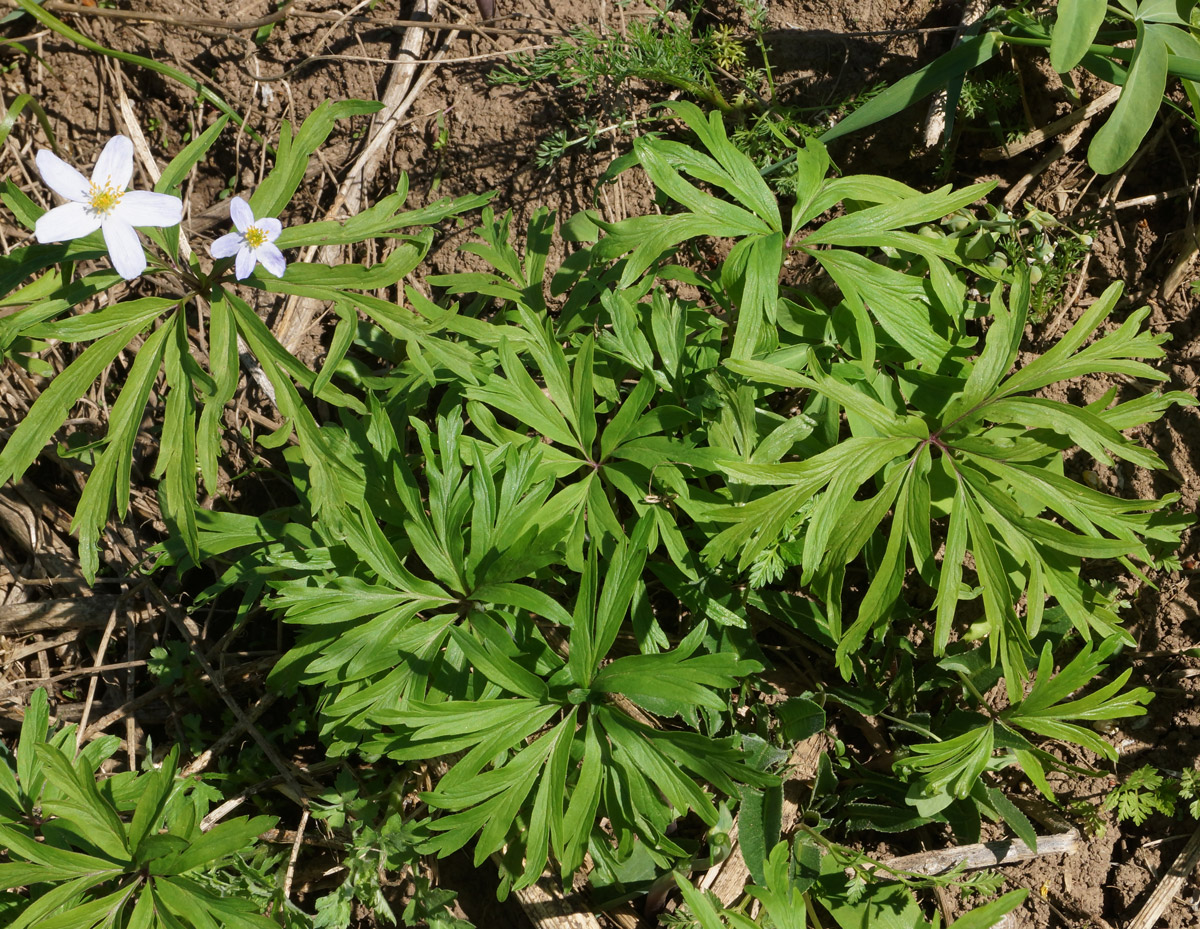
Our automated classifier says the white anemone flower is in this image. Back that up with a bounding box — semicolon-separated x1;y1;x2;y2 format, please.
34;135;184;280
208;197;286;280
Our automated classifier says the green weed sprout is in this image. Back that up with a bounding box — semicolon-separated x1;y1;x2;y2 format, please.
0;689;276;929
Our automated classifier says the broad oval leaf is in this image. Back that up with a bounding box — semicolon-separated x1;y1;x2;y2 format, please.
1088;22;1169;173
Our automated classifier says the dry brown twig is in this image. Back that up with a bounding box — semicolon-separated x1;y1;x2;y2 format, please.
698;733;829;906
981;85;1121;161
921;0;989;149
274;0;462;354
1127;823;1200;929
144;584;314;814
880;829;1081;876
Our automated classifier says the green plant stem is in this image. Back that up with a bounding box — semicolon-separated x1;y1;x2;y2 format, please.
956;671;996;716
793;823;957;886
997;29;1200;81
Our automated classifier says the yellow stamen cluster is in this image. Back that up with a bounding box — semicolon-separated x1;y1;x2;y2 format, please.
88;181;123;216
244;226;268;249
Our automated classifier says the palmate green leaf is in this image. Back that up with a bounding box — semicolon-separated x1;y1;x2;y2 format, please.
802;181;994;249
995;281;1126;396
225;289;364;412
270;579;453;692
817;250;956;369
724;230;784;361
1089;21;1169;173
567;522;651;686
448;625;550;700
0;823;121;877
4;876;127;929
592;644;761;721
634;138;770;238
946;274;1028;420
296;613;459;727
467;339;578;449
261;240;427;291
896;723;995;799
25;884;136;929
599;375;655;460
521;711;575;891
727;351;920;436
962;454;1170;556
0;241;112;319
602;709;722;827
592;207;769;292
802;439;907;585
835;468;912;673
1051;0;1108;71
35;744;129;861
1009;640;1150;719
70;315;173;580
999;642;1151;763
0;321;146;489
984;396;1163;469
155;313;200;566
1089;386;1198;432
23;296;175;342
377;699;557;765
127;748;179;858
251;99;381;218
156;814;276;876
709;434;918;570
958;479;1034;702
421;713;565;865
659;101;781;227
154;875;279;929
15;687;48;805
277;187;493;248
561;712;603;876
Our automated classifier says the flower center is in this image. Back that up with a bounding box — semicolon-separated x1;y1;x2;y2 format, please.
244;226;267;249
88;181;123;216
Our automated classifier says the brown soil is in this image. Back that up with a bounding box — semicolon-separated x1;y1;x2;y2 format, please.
2;1;1200;928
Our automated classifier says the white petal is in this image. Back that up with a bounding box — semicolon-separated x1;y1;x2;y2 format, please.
229;197;254;233
36;150;90;202
91;135;134;190
102;219;146;280
209;232;244;259
235;246;256;280
257;242;287;278
113;190;183;228
258;217;282;241
35;201;101;243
